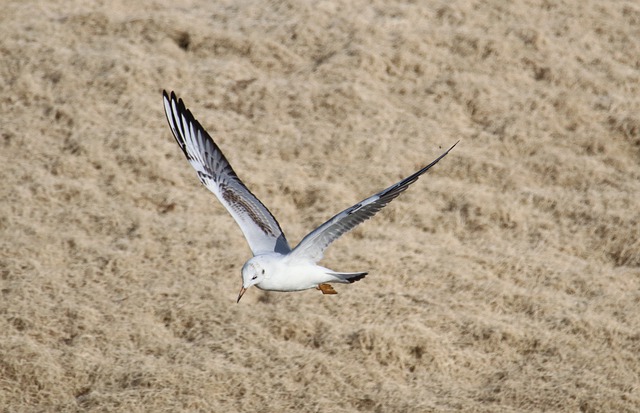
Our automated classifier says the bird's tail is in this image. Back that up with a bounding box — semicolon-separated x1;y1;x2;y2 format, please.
329;271;368;284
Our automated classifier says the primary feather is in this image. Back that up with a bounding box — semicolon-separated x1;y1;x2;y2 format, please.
163;91;291;256
290;141;458;262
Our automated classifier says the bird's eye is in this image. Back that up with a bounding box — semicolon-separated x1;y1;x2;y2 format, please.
252;275;257;280
261;269;265;274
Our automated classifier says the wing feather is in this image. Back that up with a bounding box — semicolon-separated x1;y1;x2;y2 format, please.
290;142;458;262
162;90;290;256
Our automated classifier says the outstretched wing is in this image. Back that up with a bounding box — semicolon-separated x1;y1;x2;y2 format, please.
162;90;290;256
289;142;458;262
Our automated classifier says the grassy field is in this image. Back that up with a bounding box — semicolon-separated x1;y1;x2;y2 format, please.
1;0;639;411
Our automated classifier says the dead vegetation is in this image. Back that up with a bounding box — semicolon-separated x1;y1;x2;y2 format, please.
1;0;639;411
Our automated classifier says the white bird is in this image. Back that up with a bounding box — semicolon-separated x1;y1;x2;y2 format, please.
162;90;458;302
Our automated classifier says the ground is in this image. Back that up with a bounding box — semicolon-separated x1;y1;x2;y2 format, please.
1;0;639;412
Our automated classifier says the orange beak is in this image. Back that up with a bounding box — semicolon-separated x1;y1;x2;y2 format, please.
237;286;247;303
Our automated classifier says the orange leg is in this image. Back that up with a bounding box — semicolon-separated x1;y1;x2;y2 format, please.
317;283;337;294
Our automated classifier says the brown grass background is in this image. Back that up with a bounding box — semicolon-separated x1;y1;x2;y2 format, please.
2;0;640;412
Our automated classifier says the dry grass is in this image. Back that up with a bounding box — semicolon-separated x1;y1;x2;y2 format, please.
1;0;639;411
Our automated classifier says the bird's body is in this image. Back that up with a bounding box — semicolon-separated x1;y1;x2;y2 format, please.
242;254;367;293
162;90;457;302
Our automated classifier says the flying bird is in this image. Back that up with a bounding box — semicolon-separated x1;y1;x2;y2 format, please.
162;90;457;302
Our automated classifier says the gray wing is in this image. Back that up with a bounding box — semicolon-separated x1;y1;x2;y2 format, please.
289;142;458;262
162;90;291;256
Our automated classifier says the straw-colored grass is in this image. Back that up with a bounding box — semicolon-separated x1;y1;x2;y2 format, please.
1;1;639;411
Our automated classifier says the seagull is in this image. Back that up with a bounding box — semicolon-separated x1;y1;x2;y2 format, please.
162;90;458;302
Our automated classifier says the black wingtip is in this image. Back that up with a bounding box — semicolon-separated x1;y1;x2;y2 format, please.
416;140;459;175
434;140;459;162
162;90;179;107
379;141;459;198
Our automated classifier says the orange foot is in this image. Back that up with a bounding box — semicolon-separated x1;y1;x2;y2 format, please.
317;283;337;295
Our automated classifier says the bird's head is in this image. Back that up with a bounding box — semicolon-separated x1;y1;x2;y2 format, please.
238;259;266;303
